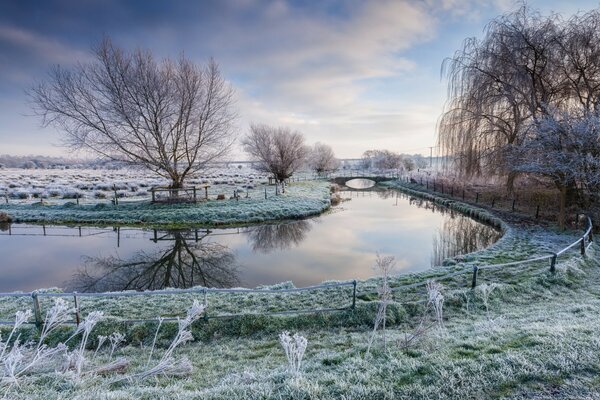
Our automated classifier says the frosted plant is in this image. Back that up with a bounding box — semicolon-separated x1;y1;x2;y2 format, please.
38;298;73;349
93;335;107;359
477;283;499;318
426;280;444;329
108;333;125;360
135;301;204;380
146;317;164;368
64;311;104;376
0;310;31;362
366;254;395;356
279;331;308;375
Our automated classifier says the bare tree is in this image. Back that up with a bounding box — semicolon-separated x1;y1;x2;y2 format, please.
361;149;402;171
242;124;308;187
30;38;236;189
307;142;339;175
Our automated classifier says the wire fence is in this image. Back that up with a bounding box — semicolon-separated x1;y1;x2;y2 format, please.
0;281;357;327
0;172;594;329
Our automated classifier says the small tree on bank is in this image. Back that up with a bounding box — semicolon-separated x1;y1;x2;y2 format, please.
242;124;308;191
308;142;339;175
30;38;236;189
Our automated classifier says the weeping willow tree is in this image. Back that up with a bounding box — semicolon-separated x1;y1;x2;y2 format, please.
438;5;562;188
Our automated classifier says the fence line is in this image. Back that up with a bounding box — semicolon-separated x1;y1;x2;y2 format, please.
0;173;594;327
0;281;358;326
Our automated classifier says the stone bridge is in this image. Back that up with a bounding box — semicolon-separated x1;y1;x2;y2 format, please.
330;175;396;186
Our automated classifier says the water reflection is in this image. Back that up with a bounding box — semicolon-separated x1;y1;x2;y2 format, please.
345;178;376;189
431;214;502;266
0;187;503;292
68;230;240;292
246;221;313;254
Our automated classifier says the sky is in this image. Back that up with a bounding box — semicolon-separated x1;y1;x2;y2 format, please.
1;0;599;159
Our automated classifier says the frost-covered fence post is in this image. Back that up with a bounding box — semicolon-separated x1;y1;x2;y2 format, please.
581;237;586;256
471;265;478;289
74;293;81;326
32;291;42;329
113;185;118;206
264;187;267;199
550;253;557;274
203;288;209;321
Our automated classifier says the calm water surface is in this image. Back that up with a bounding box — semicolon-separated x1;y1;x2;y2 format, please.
0;187;502;292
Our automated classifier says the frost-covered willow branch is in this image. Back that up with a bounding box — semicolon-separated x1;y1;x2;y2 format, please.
279;331;308;376
367;254;395;356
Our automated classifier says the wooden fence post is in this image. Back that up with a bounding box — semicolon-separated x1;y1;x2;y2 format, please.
475;193;479;203
203;288;209;321
74;293;80;326
471;266;478;289
535;205;540;219
491;198;495;208
550;254;557;274
512;199;516;212
581;238;586;256
32;292;42;329
193;186;197;202
113;185;118;206
151;188;155;203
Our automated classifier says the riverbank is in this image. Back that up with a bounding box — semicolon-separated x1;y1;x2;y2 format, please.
1;180;596;398
0;181;332;227
3;243;597;399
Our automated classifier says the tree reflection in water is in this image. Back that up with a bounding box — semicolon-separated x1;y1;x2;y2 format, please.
69;229;240;292
246;220;312;254
431;214;502;266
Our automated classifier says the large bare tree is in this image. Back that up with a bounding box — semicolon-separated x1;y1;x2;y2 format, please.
242;124;308;186
30;38;236;189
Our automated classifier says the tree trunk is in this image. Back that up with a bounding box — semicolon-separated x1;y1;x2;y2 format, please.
559;184;566;231
505;171;518;194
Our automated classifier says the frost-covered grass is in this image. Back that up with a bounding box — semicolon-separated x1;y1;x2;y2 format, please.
2;244;598;399
0;166;276;204
0;181;331;227
1;179;597;398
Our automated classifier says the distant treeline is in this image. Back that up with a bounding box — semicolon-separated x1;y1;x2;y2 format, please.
0;155;123;170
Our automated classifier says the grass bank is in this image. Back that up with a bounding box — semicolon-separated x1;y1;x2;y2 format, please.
0;181;331;227
2;180;596;398
3;244;598;399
